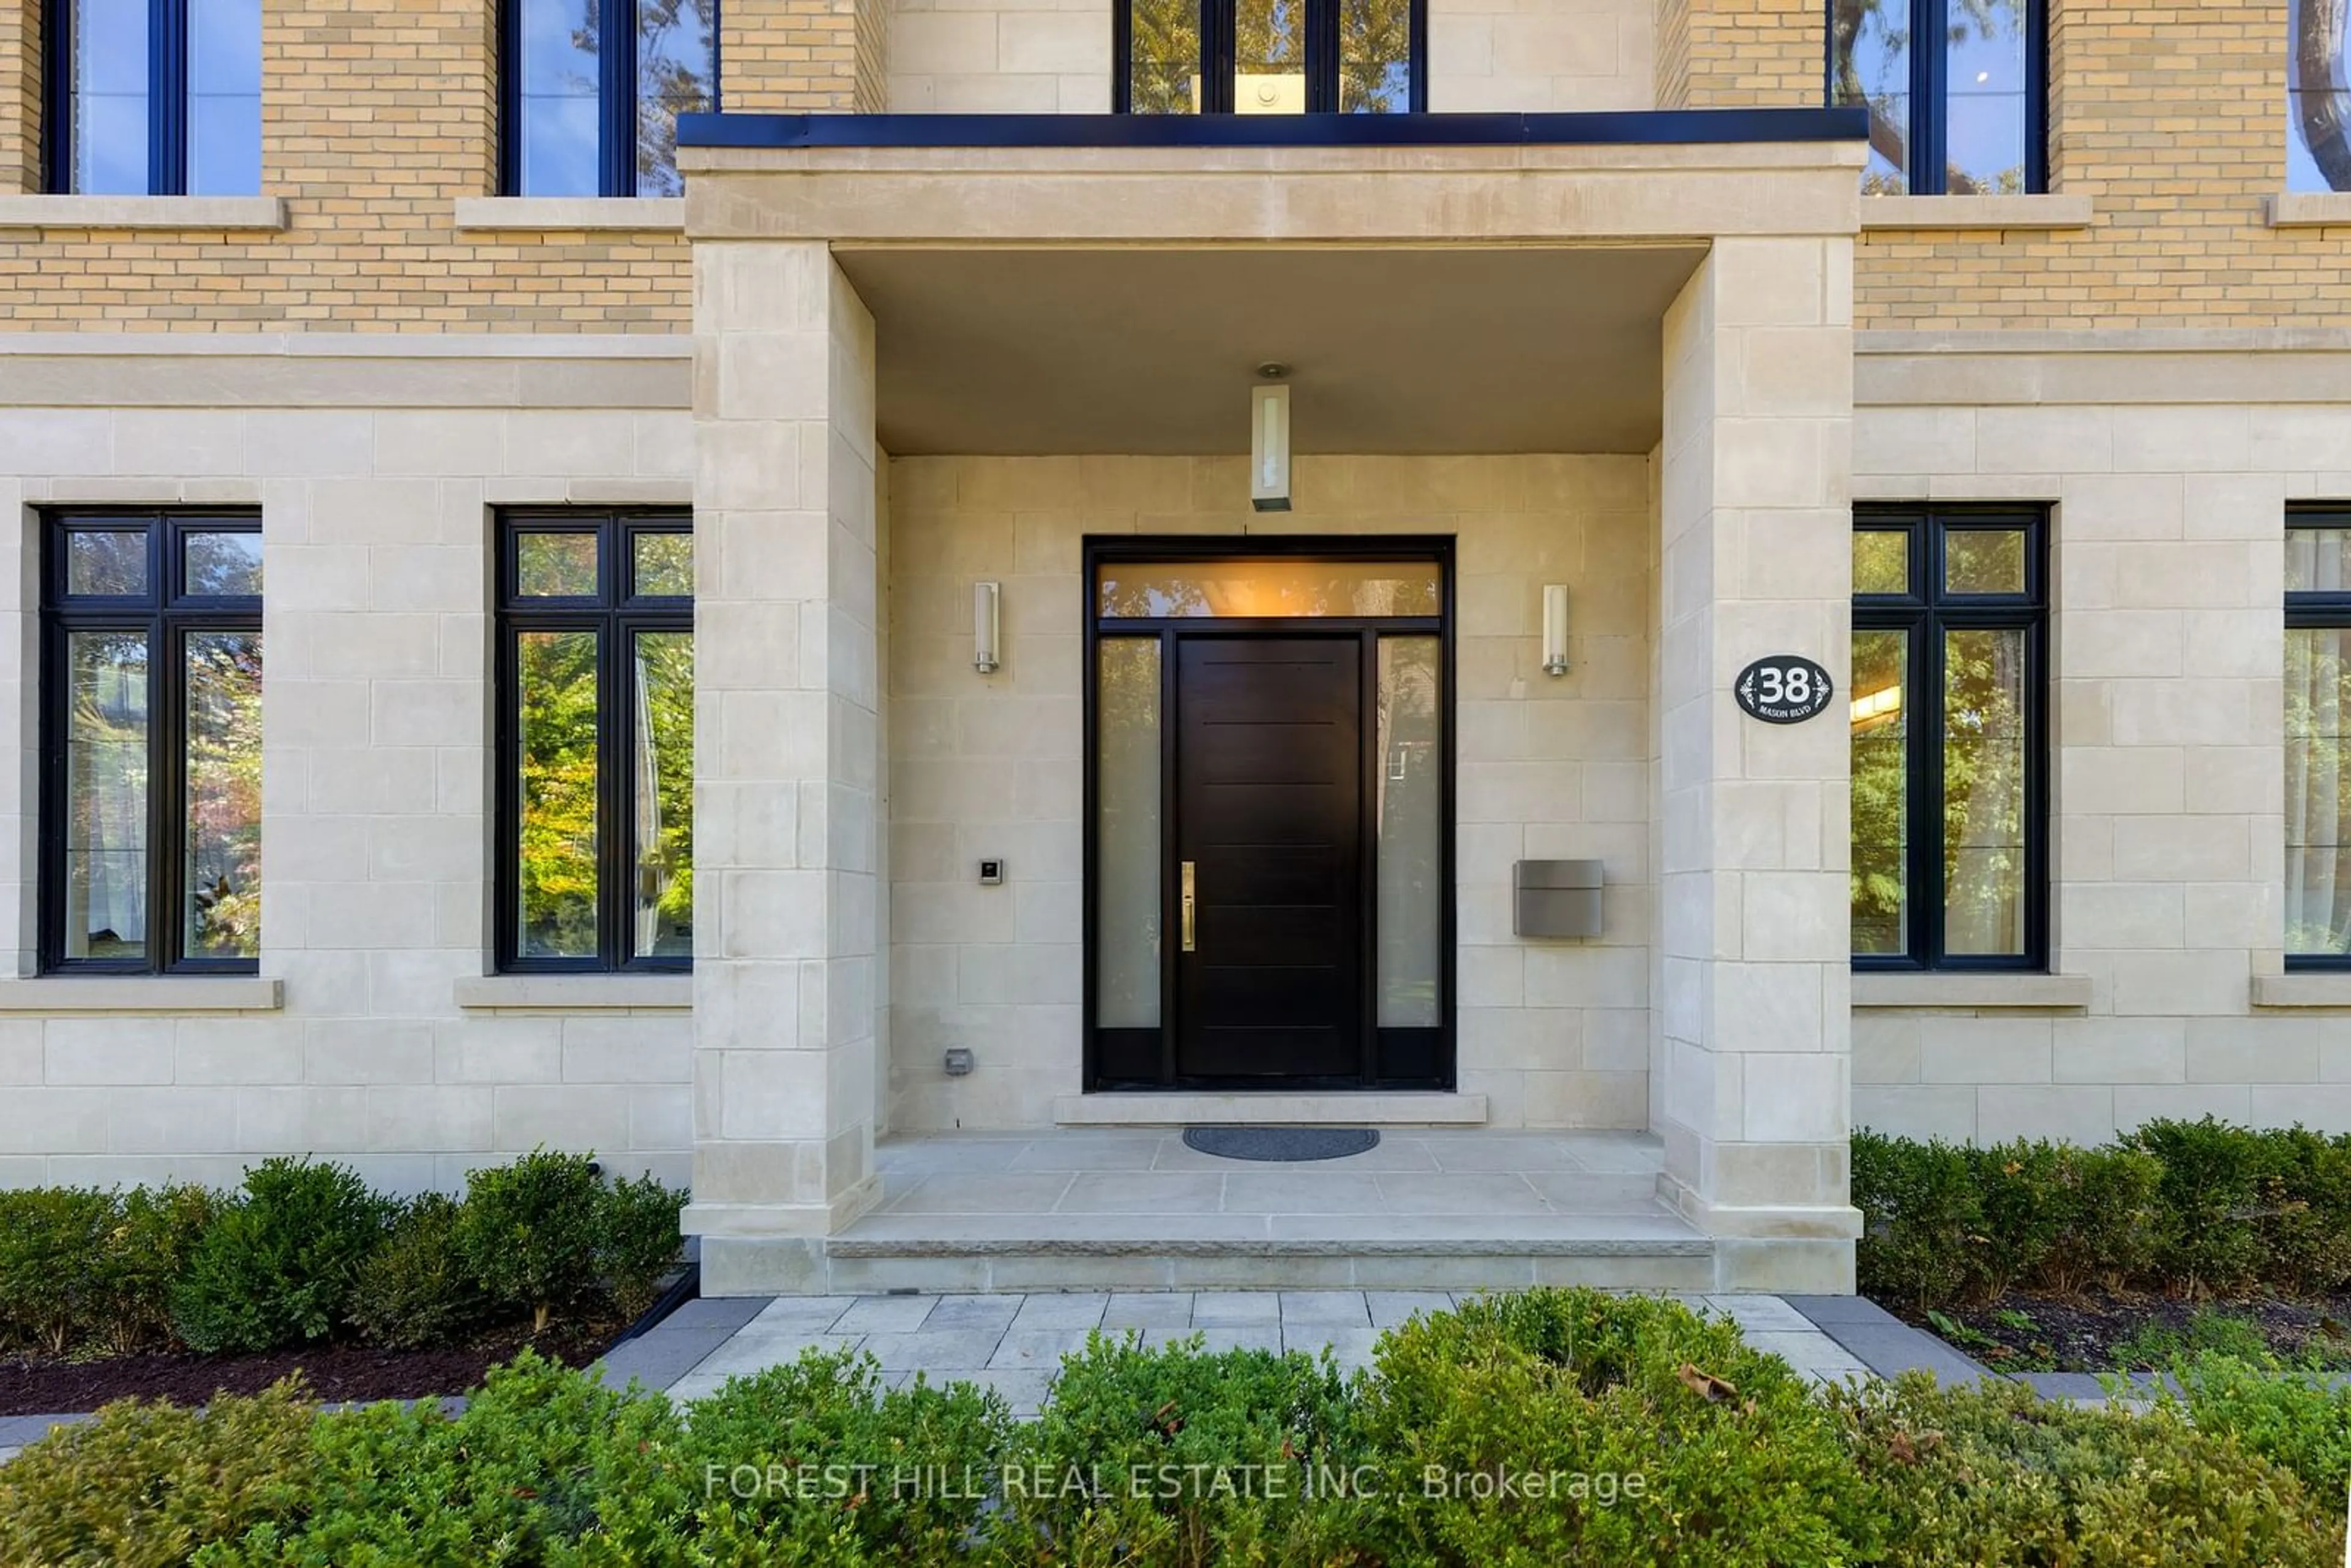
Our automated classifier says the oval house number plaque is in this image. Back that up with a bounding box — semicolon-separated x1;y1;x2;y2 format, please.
1734;656;1834;725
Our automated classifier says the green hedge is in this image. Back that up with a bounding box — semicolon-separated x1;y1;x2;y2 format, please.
0;1150;686;1360
3;1290;2342;1567
1853;1116;2351;1309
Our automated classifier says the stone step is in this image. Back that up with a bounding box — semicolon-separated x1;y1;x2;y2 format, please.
813;1207;1715;1294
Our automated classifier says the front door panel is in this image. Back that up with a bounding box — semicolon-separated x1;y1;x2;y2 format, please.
1174;635;1362;1081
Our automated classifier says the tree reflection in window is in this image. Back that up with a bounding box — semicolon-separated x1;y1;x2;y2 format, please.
1831;0;2036;197
511;0;714;197
500;512;691;972
1123;0;1419;114
2293;0;2351;192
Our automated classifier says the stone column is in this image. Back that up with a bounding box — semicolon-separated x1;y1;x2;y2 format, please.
1655;236;1860;1292
684;241;884;1292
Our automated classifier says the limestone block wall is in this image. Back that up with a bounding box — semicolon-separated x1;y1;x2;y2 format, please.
1853;359;2351;1141
0;341;695;1191
1427;0;1655;113
883;452;1656;1133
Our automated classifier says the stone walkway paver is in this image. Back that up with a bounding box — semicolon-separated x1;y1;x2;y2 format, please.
649;1290;1873;1416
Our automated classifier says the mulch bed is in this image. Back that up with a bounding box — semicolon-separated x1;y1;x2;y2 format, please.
0;1318;626;1416
1877;1288;2351;1375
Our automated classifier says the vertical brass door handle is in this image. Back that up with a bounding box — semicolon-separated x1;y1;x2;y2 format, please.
1180;861;1197;952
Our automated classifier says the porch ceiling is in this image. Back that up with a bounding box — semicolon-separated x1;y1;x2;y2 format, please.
834;244;1708;457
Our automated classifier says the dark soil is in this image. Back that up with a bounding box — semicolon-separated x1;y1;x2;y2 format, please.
1879;1288;2351;1374
0;1316;625;1415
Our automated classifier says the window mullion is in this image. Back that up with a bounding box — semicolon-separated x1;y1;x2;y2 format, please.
1305;0;1338;112
1202;0;1234;114
1913;0;1944;196
602;0;635;196
154;0;188;195
1915;607;1944;967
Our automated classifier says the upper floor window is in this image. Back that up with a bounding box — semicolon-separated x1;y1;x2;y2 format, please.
504;0;716;196
2287;510;2351;963
497;511;693;973
42;513;263;974
1119;0;1425;114
2291;0;2350;192
1830;0;2046;195
47;0;261;193
1851;507;2046;972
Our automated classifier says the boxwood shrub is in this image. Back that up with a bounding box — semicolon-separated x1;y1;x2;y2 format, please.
1854;1116;2351;1309
0;1152;686;1362
2;1290;2345;1567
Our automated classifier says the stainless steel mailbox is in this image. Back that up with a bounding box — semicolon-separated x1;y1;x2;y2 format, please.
1515;860;1604;939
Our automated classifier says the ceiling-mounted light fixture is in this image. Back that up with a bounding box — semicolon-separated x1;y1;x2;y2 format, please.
1542;585;1570;676
973;580;1001;674
1251;363;1291;513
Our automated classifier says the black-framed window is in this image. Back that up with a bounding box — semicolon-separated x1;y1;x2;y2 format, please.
45;0;260;194
503;0;718;197
1851;506;2047;971
1117;0;1426;115
1829;0;2046;195
496;510;693;973
2285;509;2351;965
40;512;262;975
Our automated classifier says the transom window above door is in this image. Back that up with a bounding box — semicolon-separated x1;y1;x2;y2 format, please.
1119;0;1426;115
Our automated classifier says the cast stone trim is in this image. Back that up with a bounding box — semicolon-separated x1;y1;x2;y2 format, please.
1851;973;2092;1010
1859;194;2092;231
2249;974;2351;1008
1052;1093;1490;1126
452;975;694;1010
2267;192;2351;228
0;196;288;233
0;977;283;1011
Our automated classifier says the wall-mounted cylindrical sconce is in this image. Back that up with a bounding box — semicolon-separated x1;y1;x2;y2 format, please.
1251;377;1291;513
973;580;1001;674
1542;584;1570;676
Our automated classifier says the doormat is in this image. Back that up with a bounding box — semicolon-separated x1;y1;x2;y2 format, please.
1182;1127;1381;1162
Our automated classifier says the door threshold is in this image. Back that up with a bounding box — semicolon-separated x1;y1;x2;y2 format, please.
1053;1092;1487;1127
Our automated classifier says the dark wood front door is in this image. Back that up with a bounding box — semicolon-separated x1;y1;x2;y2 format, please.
1174;635;1363;1082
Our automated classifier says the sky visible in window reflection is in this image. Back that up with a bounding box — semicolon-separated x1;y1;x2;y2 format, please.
189;0;261;195
72;0;149;194
520;0;603;196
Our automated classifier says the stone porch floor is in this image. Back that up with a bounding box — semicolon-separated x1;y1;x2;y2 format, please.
808;1130;1714;1294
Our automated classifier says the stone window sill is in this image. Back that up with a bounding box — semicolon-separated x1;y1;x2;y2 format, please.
453;974;692;1010
1860;193;2093;231
1851;972;2092;1010
0;976;282;1011
2249;973;2351;1007
0;195;288;233
2268;192;2351;228
452;197;684;233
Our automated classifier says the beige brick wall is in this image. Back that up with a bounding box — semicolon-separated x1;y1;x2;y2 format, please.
724;0;872;113
1857;0;2351;331
1654;0;1820;109
0;344;697;1189
885;452;1657;1134
0;0;35;194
